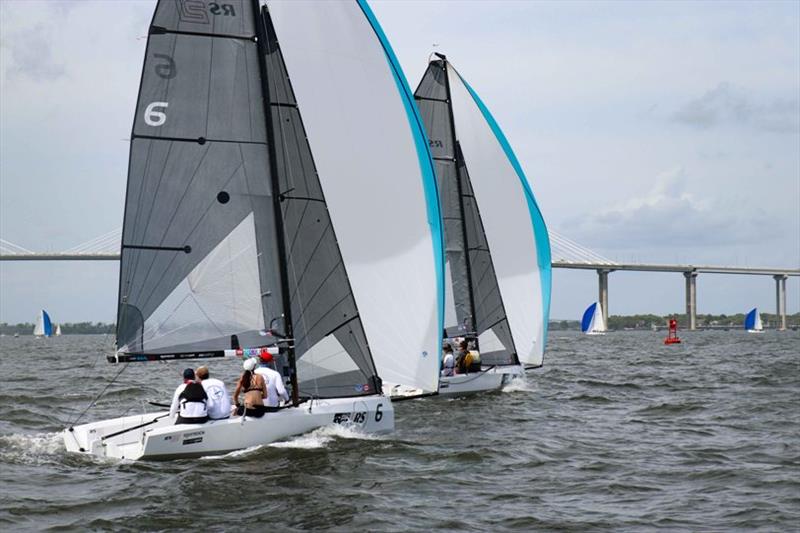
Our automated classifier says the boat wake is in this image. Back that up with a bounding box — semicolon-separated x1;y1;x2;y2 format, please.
502;376;537;394
200;444;265;461
0;432;63;465
270;424;382;450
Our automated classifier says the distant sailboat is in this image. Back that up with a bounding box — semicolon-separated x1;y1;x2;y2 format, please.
55;324;62;336
745;308;764;333
385;53;550;398
581;302;606;335
33;310;53;337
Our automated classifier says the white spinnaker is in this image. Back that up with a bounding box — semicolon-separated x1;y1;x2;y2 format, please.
33;311;45;336
267;1;440;392
444;260;458;330
447;64;545;366
594;304;607;333
128;213;264;352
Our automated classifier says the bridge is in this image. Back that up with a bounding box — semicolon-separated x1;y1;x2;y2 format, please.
2;230;798;330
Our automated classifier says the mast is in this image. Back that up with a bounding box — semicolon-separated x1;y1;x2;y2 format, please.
438;53;478;342
253;0;299;406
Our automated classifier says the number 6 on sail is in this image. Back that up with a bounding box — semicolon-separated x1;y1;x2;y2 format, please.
144;102;168;127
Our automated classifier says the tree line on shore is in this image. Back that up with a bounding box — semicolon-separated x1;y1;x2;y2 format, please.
2;312;798;335
0;322;115;335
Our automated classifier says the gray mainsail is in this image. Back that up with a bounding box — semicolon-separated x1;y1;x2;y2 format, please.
414;56;517;363
118;0;280;355
115;0;379;398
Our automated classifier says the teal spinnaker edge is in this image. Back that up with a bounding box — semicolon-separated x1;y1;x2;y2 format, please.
356;0;446;371
456;72;552;357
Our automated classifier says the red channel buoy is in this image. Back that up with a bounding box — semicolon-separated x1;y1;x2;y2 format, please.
664;318;681;344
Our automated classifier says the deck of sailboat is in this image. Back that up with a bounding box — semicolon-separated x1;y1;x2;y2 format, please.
64;395;394;461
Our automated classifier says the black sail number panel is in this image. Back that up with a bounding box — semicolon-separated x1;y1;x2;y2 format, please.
134;33;265;144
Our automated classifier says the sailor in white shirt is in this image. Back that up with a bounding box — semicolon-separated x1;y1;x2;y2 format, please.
169;368;196;419
441;343;455;377
254;351;289;407
195;365;232;419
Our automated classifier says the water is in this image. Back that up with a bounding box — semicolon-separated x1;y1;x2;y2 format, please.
1;331;798;531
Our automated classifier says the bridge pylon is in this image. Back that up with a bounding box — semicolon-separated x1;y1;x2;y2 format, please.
684;271;698;330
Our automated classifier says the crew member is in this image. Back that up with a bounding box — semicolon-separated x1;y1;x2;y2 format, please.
455;339;469;374
232;357;268;417
464;345;482;373
169;368;195;419
441;343;455;377
174;370;209;425
254;350;289;408
195;365;231;420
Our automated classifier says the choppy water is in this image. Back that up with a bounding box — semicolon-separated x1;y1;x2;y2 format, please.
0;331;798;531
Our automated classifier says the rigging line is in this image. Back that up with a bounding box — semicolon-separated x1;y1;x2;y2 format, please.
261;15;320;397
67;363;129;429
262;24;319;398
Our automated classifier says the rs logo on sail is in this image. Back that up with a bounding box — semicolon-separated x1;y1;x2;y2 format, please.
178;0;237;24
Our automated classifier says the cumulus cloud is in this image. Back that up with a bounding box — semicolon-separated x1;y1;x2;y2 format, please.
560;167;778;249
672;83;799;134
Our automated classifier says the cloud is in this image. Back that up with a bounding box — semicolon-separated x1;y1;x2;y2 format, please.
560;167;779;249
672;83;799;133
2;25;66;81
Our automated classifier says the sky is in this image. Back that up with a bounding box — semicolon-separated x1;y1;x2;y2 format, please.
0;0;798;324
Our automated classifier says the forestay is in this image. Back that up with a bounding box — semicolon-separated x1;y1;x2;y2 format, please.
442;60;551;366
267;0;443;393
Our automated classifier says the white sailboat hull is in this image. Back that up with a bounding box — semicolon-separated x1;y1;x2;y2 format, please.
384;364;524;399
64;396;394;461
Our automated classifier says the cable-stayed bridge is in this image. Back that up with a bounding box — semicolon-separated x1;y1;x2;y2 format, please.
1;230;798;330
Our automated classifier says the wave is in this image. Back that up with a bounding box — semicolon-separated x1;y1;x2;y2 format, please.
0;431;63;465
501;376;536;393
270;423;383;450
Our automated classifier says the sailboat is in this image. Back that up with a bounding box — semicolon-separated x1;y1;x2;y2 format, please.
55;324;62;336
385;54;551;398
64;0;442;460
33;310;53;337
581;302;606;335
744;308;764;333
